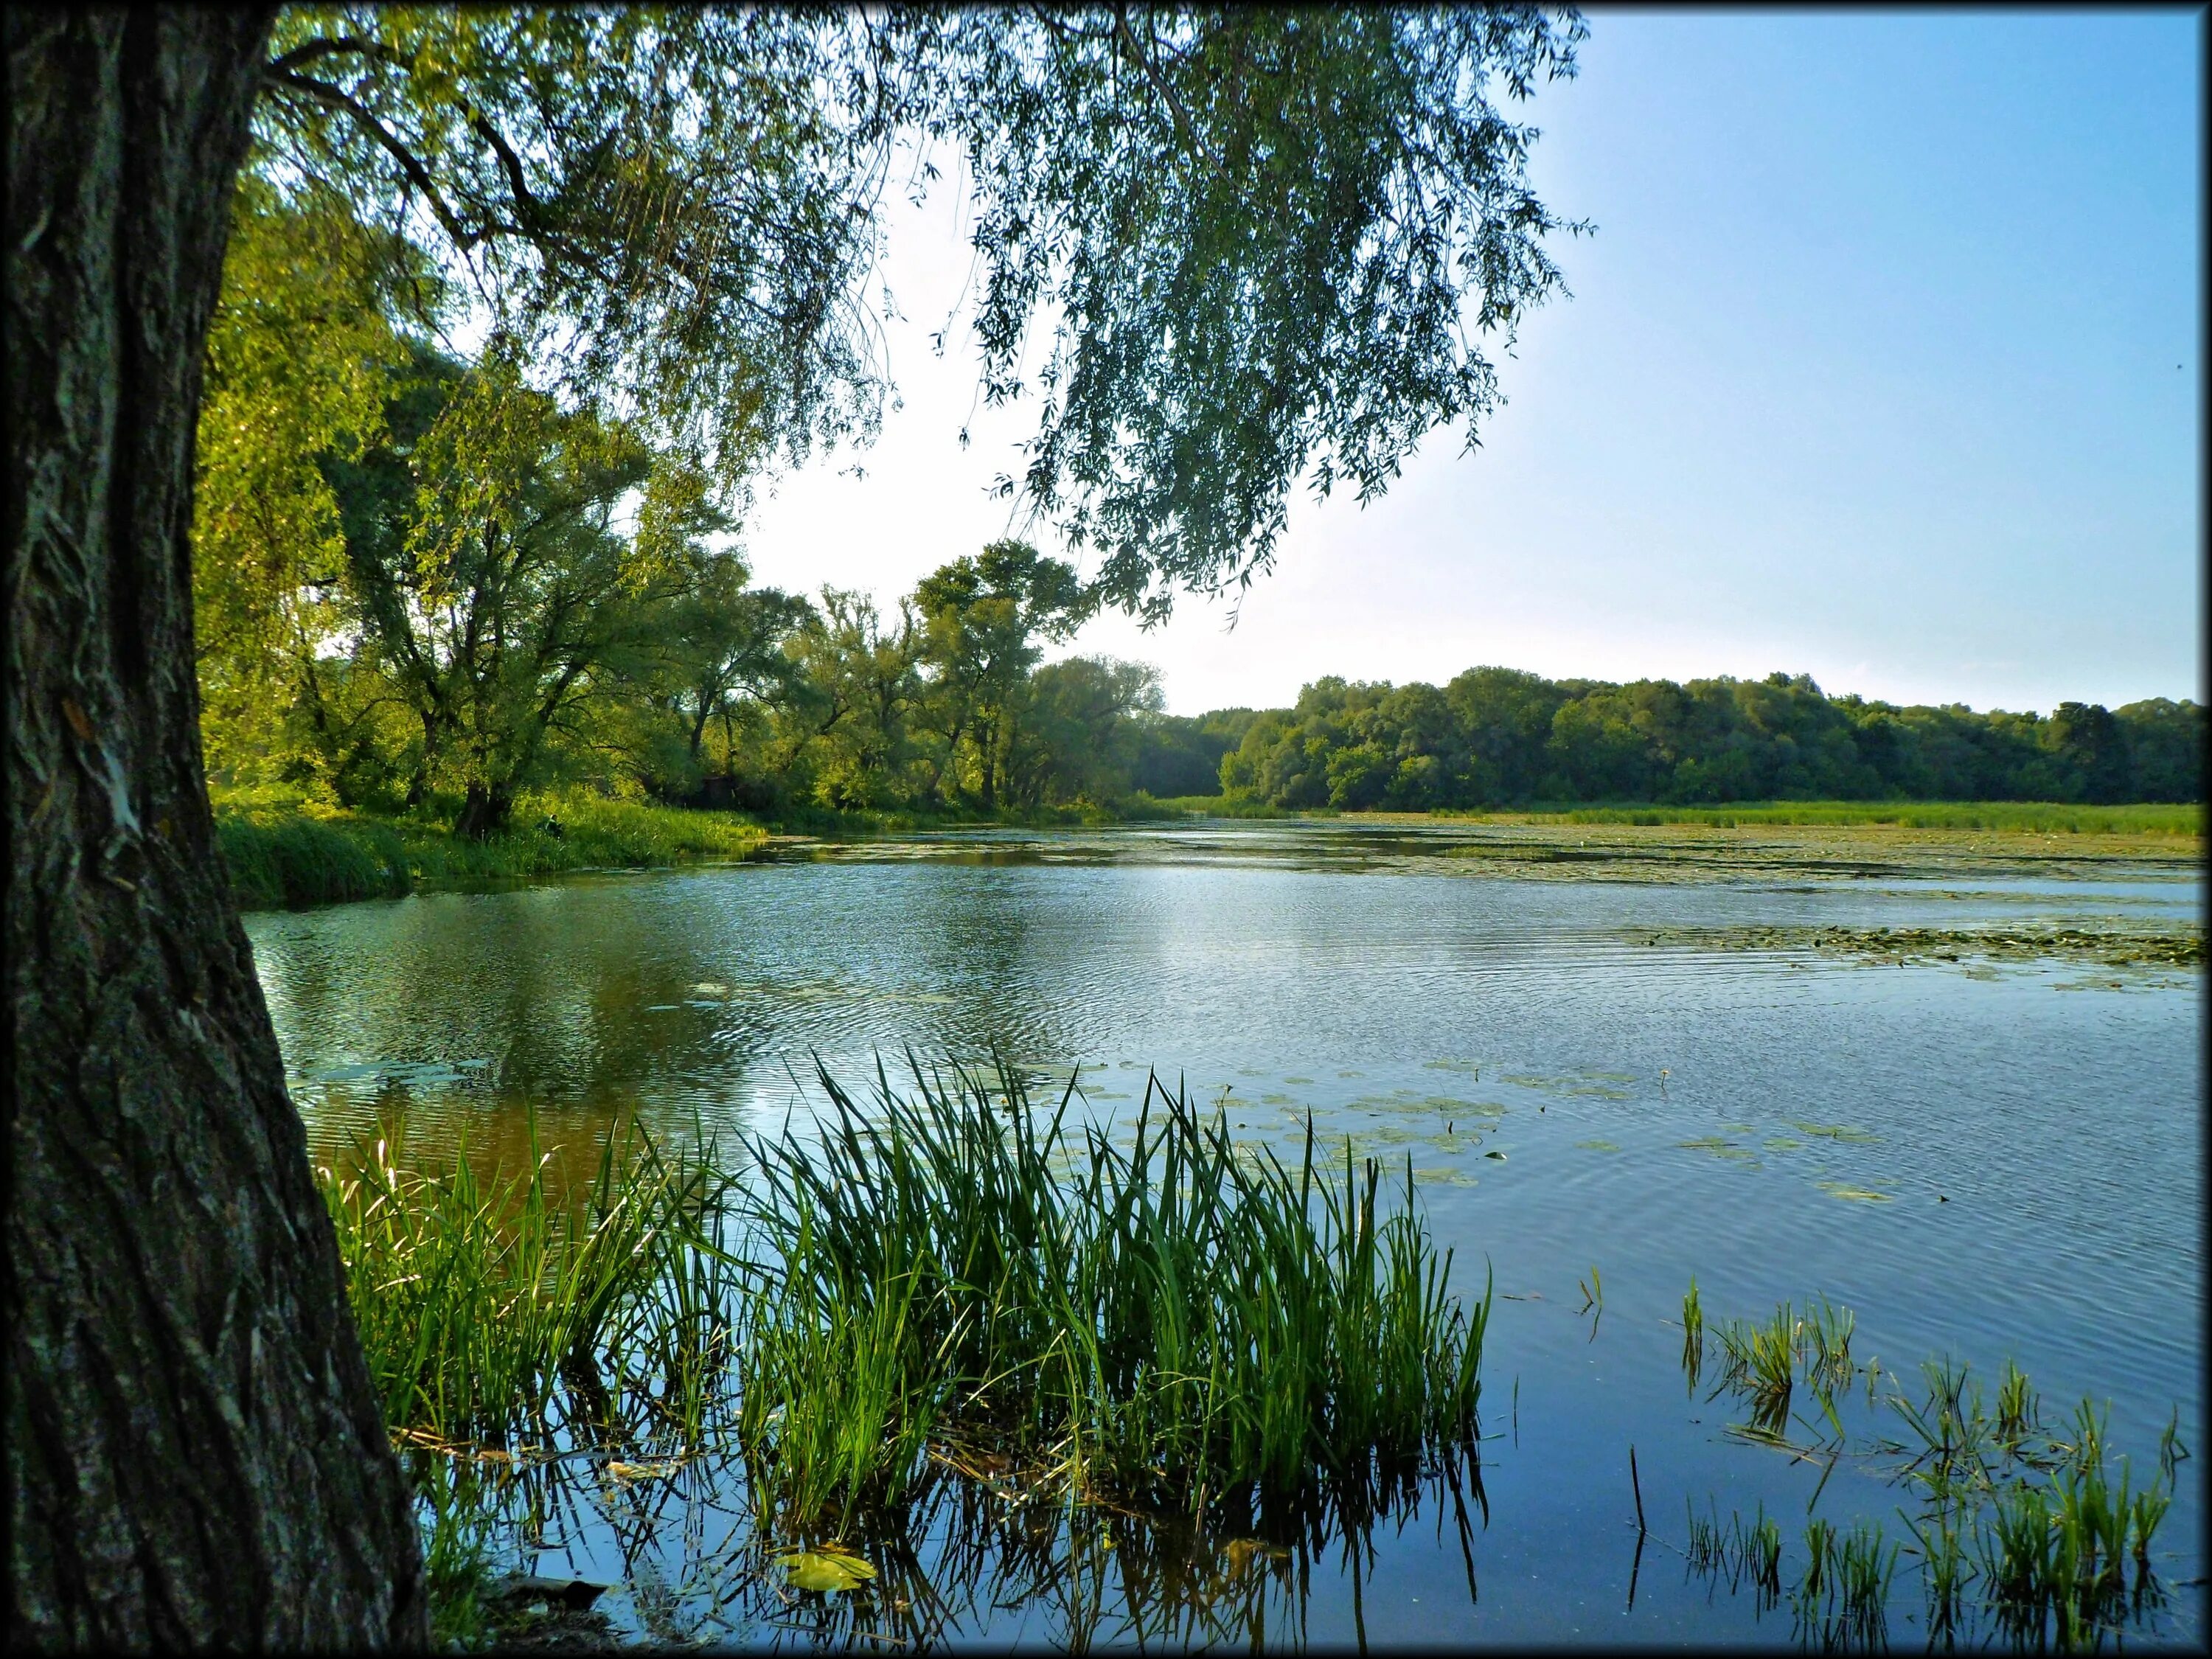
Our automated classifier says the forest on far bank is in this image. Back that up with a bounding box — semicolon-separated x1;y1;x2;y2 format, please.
1158;670;2199;810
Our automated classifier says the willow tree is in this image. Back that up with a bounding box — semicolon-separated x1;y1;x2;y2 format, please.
7;5;1583;1644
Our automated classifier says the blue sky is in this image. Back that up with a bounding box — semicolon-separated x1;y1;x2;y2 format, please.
740;9;2203;717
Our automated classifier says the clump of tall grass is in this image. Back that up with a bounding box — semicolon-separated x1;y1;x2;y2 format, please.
319;1111;743;1453
1685;1499;1783;1612
319;1113;748;1638
1792;1517;1897;1649
731;1059;1490;1541
216;807;412;907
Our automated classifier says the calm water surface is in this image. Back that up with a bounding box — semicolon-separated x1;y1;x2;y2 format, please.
247;821;2205;1647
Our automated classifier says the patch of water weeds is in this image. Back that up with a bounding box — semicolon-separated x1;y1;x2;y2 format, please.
1428;817;2200;888
1631;922;2204;971
1675;1288;2190;1651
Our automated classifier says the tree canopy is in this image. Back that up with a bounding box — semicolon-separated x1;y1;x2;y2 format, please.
247;6;1587;615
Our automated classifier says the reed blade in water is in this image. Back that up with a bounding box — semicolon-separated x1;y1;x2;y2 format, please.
1680;1277;1705;1394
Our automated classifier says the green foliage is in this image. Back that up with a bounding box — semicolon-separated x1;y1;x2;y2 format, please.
910;540;1085;808
193;178;439;801
999;657;1166;809
216;808;411;909
211;783;765;908
319;1111;747;1642
319;344;733;835
330;1060;1490;1615
320;1111;742;1447
1217;670;2203;810
248;10;1586;613
1130;709;1259;798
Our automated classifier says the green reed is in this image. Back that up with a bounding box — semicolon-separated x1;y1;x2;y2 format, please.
319;1110;743;1450
1680;1278;1705;1391
734;1262;952;1541
1713;1303;1800;1438
730;1058;1490;1537
1790;1517;1896;1649
1686;1499;1784;1613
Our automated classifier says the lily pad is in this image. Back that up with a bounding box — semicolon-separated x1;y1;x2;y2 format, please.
1790;1121;1880;1143
1222;1537;1293;1571
1483;1149;1507;1161
1413;1166;1481;1187
1816;1181;1894;1204
603;1459;682;1484
776;1548;877;1593
1574;1138;1621;1152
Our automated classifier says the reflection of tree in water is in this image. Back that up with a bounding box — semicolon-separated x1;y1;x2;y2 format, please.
491;1436;1490;1648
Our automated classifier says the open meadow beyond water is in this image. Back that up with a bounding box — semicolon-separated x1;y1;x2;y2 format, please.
251;816;2205;1648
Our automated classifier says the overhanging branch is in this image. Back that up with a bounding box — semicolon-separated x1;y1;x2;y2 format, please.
263;69;481;254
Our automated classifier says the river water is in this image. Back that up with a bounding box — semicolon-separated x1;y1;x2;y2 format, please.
246;819;2204;1648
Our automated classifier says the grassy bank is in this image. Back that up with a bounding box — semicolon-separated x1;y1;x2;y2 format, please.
212;785;770;909
1140;794;1315;819
215;787;2199;913
1148;797;2201;835
757;796;1169;835
1431;800;2203;835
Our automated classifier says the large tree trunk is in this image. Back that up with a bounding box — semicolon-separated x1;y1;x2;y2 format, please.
453;781;515;841
6;10;426;1647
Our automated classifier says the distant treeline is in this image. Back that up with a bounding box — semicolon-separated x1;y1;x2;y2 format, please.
1133;670;2200;809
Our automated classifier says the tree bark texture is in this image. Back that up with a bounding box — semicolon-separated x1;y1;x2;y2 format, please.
7;10;426;1646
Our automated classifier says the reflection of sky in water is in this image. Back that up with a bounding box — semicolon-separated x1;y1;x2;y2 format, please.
247;824;2203;1644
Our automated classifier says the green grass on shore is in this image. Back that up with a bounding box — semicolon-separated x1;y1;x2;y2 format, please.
212;785;769;909
1144;796;2199;835
1141;794;1313;818
1447;801;2202;835
761;798;1149;835
216;785;2199;910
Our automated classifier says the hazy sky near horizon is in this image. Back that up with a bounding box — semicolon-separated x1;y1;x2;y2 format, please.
735;9;2203;718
